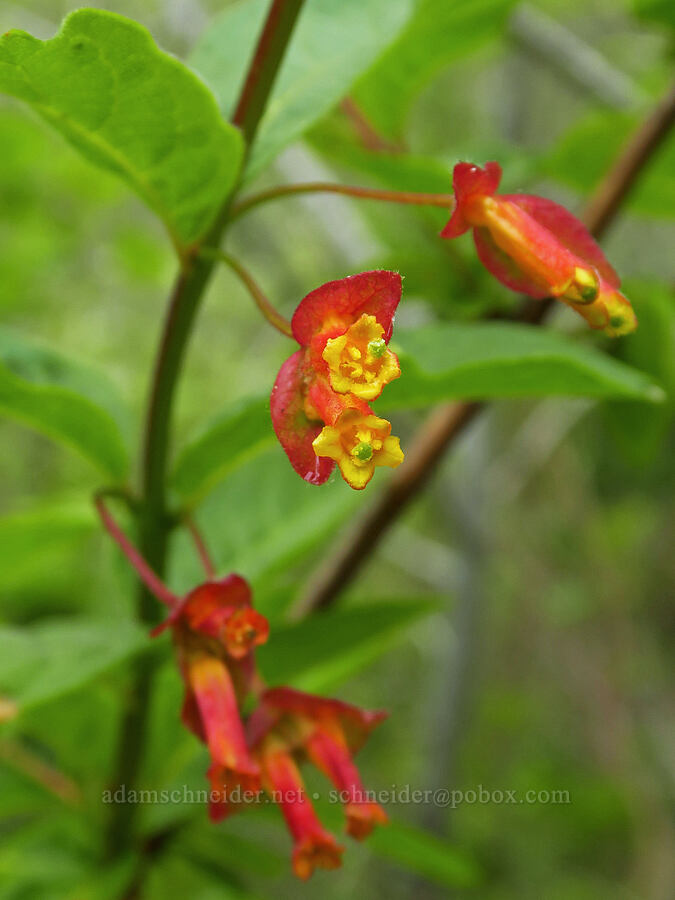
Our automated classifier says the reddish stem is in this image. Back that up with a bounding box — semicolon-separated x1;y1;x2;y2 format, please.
95;496;179;609
232;0;306;145
185;515;217;579
207;249;293;337
230;181;454;221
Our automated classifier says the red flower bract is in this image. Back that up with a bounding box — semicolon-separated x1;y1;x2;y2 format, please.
441;161;637;336
271;271;405;488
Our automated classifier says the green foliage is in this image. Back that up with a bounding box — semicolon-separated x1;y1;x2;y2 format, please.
190;0;414;180
0;327;130;478
0;1;672;897
0;9;244;253
603;281;675;463
382;322;664;409
171;396;274;505
257;599;440;691
0;499;95;592
353;0;516;137
543;110;675;219
632;0;675;30
174;447;361;602
0;618;146;717
369;821;481;888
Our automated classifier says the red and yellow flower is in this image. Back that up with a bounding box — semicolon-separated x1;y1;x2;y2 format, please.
246;686;388;879
270;271;405;489
96;497;389;880
441;161;637;336
152;574;269;822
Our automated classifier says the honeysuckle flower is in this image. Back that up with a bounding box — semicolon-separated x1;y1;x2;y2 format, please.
246;686;388;878
260;743;344;879
152;574;269;822
152;574;269;660
183;652;261;822
270;271;404;487
312;407;404;490
441;161;637;336
322;313;400;400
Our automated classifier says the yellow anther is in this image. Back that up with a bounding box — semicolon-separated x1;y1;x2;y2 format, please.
322;314;400;401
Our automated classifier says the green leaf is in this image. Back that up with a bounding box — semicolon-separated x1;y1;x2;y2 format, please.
603;281;675;464
381;322;664;410
369;821;481;888
309;122;452;196
257;600;439;691
0;499;95;591
190;0;413;180
171;396;275;505
353;0;515;137
631;0;675;32
174;446;361;600
0;618;147;719
543;110;675;219
0;328;130;478
0;9;244;252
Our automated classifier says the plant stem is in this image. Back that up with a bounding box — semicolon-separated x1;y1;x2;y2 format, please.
230;181;454;221
185;514;217;579
0;738;82;806
204;248;293;337
296;78;675;615
95;496;179;609
105;0;306;862
231;0;306;143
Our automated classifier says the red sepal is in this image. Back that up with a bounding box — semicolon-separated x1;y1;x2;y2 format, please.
441;161;502;238
257;686;388;753
306;376;370;428
270;350;335;485
150;574;262;648
291;271;402;347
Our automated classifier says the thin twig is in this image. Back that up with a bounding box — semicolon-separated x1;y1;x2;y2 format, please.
203;248;293;337
297;79;675;614
0;738;82;806
340;96;405;152
509;4;643;110
95;495;179;609
230;181;454;221
184;514;217;579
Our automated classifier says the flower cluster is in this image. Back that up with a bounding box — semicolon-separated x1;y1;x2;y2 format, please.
441;161;637;336
151;572;387;879
98;154;640;883
270;270;405;490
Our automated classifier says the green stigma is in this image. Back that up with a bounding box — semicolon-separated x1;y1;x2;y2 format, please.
573;267;598;305
367;338;386;358
609;315;624;329
353;441;373;461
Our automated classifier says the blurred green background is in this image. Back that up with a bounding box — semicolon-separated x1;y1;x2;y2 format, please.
0;1;673;898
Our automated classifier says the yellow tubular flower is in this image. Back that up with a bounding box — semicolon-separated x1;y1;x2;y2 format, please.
322;314;400;401
312;409;404;490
